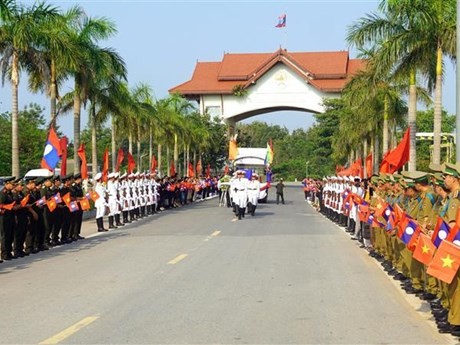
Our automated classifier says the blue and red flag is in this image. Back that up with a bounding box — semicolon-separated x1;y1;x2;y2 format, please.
53;192;62;204
275;14;286;28
382;204;394;223
40;127;62;171
447;225;460;247
399;217;420;245
432;217;451;248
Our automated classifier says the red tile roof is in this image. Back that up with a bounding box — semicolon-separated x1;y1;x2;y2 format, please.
169;49;365;95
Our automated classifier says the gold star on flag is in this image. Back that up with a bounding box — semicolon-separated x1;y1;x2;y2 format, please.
422;245;431;254
442;254;455;268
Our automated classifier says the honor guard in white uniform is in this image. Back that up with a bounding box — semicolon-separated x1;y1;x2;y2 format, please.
107;173;119;229
119;173;131;224
94;173;108;232
247;173;261;216
232;170;248;220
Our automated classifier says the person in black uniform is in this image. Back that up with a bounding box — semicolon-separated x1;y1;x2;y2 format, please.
12;177;28;258
51;176;64;246
0;176;16;260
41;176;55;248
23;177;41;254
33;177;48;252
71;173;85;241
59;174;73;244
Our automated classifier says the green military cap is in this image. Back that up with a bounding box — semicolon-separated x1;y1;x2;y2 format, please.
34;177;44;185
403;177;416;188
431;173;445;187
401;170;429;183
370;175;380;184
443;162;460;178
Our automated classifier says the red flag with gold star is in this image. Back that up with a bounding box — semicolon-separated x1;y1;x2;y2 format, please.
46;198;57;212
427;240;460;284
413;233;436;265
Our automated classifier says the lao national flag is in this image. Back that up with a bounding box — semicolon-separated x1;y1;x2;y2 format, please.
382;205;394;223
68;201;79;212
53;192;62;204
35;196;46;206
275;14;286;28
40;127;62;170
448;225;460;247
432;217;451;248
399;218;419;245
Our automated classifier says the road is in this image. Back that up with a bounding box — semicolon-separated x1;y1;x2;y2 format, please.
0;184;455;344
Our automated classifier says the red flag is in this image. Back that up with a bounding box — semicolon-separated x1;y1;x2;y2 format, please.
77;144;88;180
187;161;195;177
151;155;157;173
116;148;125;172
20;194;30;207
413;233;436;265
102;148;109;183
169;160;176;176
46;198;57;212
40;127;62;170
79;198;90;211
89;191;99;202
365;152;373;177
127;152;136;174
1;201;16;210
59;137;68;177
206;164;211;178
62;192;71;207
381;128;410;173
427;240;460;284
196;159;202;176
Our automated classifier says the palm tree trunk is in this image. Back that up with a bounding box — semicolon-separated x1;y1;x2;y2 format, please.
157;144;162;177
149;126;152;172
433;46;443;165
174;133;178;172
408;70;417;171
73;87;81;174
137;123;141;171
11;52;19;177
128;132;133;154
50;58;57;125
183;144;187;177
374;133;380;174
363;138;368;178
193;151;196;176
370;134;375;176
166;146;170;176
111;117;116;170
91;106;98;178
382;96;389;155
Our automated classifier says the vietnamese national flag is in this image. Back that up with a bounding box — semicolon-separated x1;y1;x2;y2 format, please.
187;161;194;177
116;148;125;172
40;126;63;171
59;137;68;177
381;128;410;173
206;164;211;178
79;198;90;211
102;148;109;183
1;201;16;211
358;202;370;222
413;233;436;265
62;192;71;206
127;152;136;174
365;152;373;177
88;191;99;202
374;199;388;218
20;194;30;207
46;198;57;212
432;217;451;248
77;143;88;180
427;240;460;284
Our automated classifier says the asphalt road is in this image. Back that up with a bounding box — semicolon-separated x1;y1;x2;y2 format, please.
0;184;456;344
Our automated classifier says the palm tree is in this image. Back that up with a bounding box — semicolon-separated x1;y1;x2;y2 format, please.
0;1;59;176
346;0;447;170
67;14;120;174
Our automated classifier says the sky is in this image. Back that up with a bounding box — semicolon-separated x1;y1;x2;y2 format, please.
9;0;458;140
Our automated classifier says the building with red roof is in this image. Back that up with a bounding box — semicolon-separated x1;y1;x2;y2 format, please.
169;48;365;125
